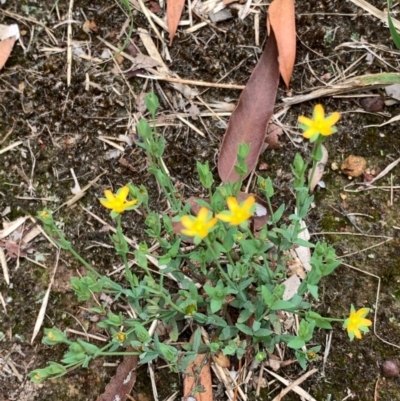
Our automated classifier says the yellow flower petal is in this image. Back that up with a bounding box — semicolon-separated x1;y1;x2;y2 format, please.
242;195;255;211
104;190;115;202
181;215;193;229
325;112;341;126
298;116;314;127
117;186;130;202
303;128;318;139
226;197;239;213
314;104;325;121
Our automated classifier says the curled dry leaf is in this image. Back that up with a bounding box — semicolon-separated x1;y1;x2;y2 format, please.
218;32;280;183
308;145;328;192
267;0;296;88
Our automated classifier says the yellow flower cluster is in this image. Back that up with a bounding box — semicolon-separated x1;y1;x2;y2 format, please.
180;196;255;240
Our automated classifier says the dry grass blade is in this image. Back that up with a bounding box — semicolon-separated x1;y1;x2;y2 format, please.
30;250;60;344
0;247;9;286
167;0;186;45
218;31;280;183
271;367;318;401
0;216;29;240
282;72;400;106
265;368;318;401
349;0;400;30
267;0;296;88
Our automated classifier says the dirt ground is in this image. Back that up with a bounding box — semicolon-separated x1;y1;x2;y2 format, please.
1;0;400;400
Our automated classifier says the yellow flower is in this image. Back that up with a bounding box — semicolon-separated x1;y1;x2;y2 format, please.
99;186;137;214
115;332;127;342
216;196;255;226
298;104;340;140
344;306;372;340
181;207;217;239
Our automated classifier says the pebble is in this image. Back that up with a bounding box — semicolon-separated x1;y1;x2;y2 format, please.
381;360;399;378
360;97;384;112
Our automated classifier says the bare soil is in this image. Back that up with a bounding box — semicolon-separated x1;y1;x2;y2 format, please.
1;0;400;400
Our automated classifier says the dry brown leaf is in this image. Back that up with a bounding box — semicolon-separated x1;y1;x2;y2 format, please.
183;353;213;401
167;0;186;45
96;350;138;401
267;0;296;88
0;37;16;70
218;32;280;183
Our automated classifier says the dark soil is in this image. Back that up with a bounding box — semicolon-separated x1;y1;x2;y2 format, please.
1;0;400;400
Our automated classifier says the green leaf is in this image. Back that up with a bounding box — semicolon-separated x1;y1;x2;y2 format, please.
236;323;253;336
287;337;305;349
206;314;227;327
219;325;238;340
254;328;272;338
192;327;202;353
137;118;152;139
272;204;285;224
388;0;400;50
271;300;296;311
144;92;160;117
307;284;319;300
210;298;223;313
294;238;315;248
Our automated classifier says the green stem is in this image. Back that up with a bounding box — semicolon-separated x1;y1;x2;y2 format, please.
117;215;129;272
204;238;235;286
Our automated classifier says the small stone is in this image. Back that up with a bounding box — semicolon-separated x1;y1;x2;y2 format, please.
381;360;399;378
360;97;384;112
341;155;367;178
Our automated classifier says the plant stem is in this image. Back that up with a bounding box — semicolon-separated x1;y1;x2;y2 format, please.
204;238;235;286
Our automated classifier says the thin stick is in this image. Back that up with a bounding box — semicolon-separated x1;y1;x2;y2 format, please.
136;73;245;89
67;0;74;86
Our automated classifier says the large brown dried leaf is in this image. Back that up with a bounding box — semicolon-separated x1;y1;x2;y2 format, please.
167;0;185;45
96;351;138;401
183;353;213;401
268;0;296;88
218;32;280;183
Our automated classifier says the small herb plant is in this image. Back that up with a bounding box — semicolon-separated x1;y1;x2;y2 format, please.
29;95;372;383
